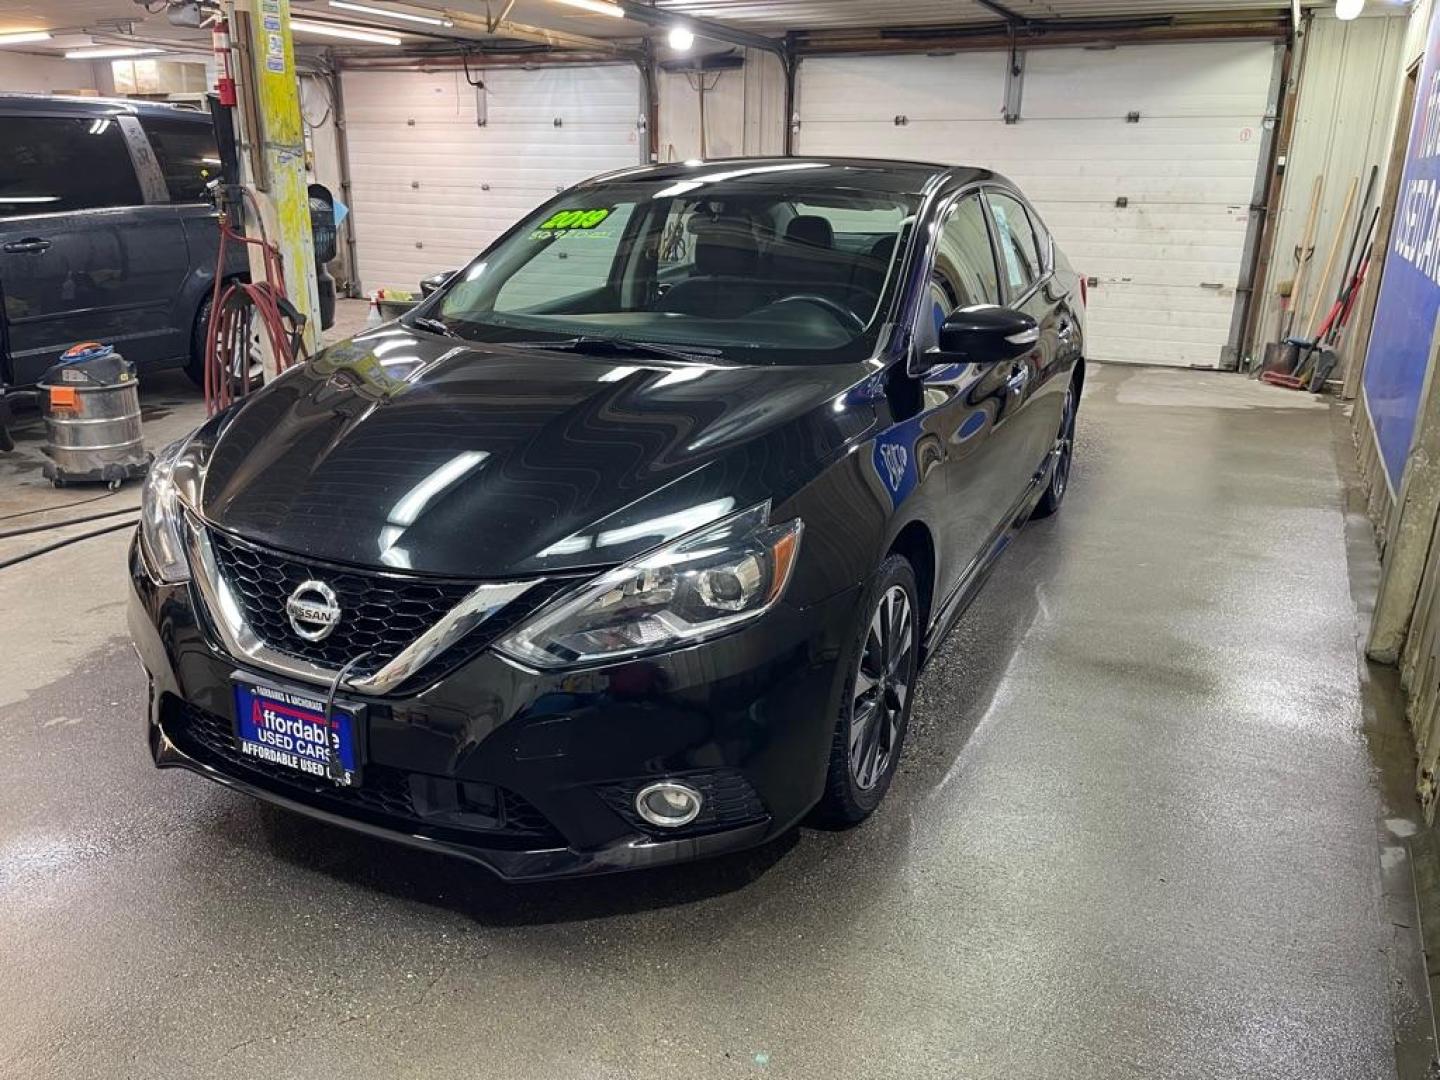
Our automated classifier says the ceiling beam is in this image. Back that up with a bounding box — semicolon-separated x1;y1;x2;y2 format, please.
971;0;1029;26
364;3;635;55
612;1;786;58
791;16;1290;56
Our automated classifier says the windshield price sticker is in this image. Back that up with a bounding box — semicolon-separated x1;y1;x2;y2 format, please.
532;208;611;237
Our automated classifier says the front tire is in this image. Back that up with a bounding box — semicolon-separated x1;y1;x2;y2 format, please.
818;554;921;825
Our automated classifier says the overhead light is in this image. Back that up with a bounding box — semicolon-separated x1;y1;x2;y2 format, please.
0;195;59;204
1335;0;1364;18
667;25;694;51
552;0;626;18
0;30;52;46
290;18;402;44
328;1;452;27
65;46;160;59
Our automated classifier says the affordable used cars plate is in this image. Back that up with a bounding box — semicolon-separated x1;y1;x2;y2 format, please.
233;680;361;787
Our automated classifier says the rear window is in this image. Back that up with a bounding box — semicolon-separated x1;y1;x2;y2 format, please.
140;116;220;203
0;115;143;217
987;190;1044;295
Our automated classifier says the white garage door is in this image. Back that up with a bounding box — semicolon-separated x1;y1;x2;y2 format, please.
341;65;643;295
797;43;1279;368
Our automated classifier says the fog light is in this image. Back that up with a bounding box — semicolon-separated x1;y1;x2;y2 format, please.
635;781;703;828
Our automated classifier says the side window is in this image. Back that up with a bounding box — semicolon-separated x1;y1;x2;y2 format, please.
0;115;143;217
139;117;220;203
987;191;1043;295
917;194;1002;350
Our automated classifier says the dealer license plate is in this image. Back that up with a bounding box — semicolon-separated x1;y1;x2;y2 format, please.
233;680;361;787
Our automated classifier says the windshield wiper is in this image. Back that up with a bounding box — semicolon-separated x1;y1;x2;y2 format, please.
409;315;462;339
508;336;719;364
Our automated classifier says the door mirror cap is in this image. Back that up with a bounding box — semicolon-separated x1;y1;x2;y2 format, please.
927;305;1039;367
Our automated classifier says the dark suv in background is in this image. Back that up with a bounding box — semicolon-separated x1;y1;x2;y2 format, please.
0;94;333;390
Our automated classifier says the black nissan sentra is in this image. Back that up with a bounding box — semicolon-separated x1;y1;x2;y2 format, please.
129;157;1085;880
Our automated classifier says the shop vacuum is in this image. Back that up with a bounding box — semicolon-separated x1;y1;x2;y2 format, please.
38;342;151;488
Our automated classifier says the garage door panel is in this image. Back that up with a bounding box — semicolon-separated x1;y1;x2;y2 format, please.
482;65;639;124
797;43;1272;368
1082;333;1227;366
1089;283;1243;316
343;124;640;161
798;54;1007;123
809;117;1268;160
1072;258;1244;288
341;71;468;117
805;120;1263;203
341;66;642;295
344;142;640;189
1023;42;1276;119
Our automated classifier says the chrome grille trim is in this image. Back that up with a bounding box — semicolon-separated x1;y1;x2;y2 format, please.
184;513;538;695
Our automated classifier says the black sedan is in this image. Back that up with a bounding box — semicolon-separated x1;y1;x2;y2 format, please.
128;157;1085;880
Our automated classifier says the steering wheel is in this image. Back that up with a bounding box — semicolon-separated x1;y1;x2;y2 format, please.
769;294;866;334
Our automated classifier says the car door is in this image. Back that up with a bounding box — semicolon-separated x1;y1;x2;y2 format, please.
0;110;190;386
138;113;248;335
910;191;1035;604
982;188;1069;493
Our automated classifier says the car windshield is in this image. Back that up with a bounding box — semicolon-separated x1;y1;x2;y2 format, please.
427;167;919;365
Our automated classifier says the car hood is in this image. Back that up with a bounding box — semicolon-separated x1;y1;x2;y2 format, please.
198;327;871;578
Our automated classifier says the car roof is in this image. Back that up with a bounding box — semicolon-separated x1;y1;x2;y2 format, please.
585;157;1002;197
0;93;211;121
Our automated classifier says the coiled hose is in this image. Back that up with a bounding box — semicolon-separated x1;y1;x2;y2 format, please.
202;189;310;416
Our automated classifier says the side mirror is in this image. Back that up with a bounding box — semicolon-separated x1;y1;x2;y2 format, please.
931;305;1039;366
419;270;458;297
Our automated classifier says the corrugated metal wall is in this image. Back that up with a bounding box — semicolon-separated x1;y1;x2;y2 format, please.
1249;11;1409;366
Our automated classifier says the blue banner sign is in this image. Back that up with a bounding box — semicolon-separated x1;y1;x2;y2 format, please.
1363;11;1440;490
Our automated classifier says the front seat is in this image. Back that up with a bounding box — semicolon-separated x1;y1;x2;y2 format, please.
769;214;872;317
656;215;774;318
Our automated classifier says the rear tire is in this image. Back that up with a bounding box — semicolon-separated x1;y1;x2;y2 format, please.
817;554;921;825
1032;378;1078;519
187;291;263;393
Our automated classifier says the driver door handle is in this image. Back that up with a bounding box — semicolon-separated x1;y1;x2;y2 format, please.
1005;364;1030;394
3;238;51;254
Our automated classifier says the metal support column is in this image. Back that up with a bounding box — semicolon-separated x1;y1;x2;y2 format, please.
1003;33;1025;123
234;0;321;372
782;38;799;156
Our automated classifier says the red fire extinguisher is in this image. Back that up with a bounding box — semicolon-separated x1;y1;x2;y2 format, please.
213;17;236;107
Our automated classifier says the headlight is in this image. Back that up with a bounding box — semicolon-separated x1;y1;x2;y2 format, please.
139;435;200;583
496;502;803;669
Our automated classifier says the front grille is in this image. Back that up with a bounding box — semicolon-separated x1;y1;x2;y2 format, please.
207;529;478;674
204;529;575;685
165;697;566;847
596;770;768;839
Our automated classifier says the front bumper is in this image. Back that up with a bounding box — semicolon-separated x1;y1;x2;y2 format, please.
128;536;860;881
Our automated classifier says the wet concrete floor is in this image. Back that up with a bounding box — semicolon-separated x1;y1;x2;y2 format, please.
0;360;1426;1078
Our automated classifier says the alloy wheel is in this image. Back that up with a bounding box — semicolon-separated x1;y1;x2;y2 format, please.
1052;386;1076;499
849;584;915;790
234;307;265;384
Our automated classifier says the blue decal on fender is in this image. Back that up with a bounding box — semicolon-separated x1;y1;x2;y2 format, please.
872;417;922;509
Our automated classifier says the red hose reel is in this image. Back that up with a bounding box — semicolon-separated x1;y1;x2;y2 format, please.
201;191;310;416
